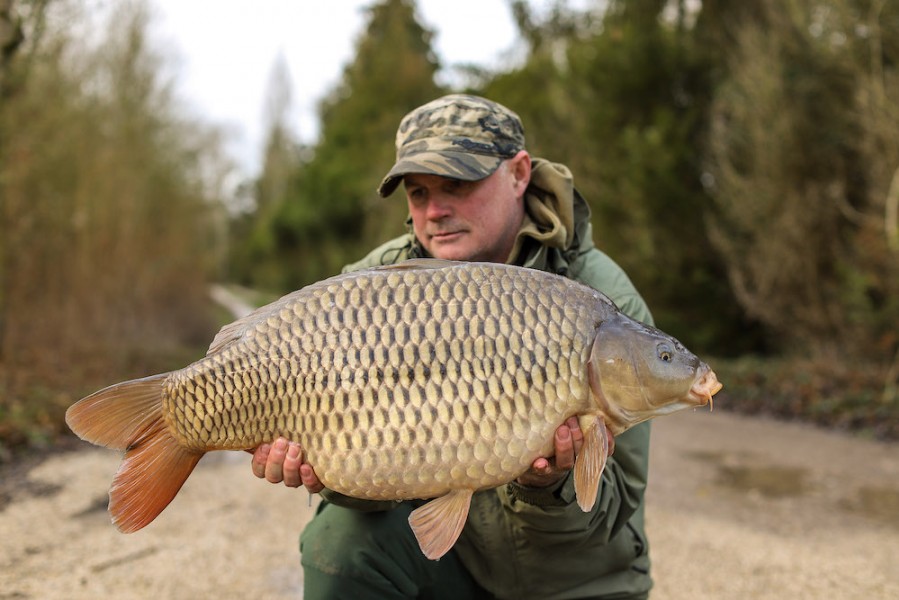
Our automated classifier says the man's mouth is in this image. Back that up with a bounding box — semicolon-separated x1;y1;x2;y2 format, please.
430;231;464;242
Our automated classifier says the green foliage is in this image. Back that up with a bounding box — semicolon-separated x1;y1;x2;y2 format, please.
228;55;307;290
714;354;899;440
231;0;444;292
484;0;754;354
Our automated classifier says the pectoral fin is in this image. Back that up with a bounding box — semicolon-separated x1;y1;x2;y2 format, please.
573;415;610;512
408;489;474;560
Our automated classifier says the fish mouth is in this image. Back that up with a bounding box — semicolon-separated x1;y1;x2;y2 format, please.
689;364;723;409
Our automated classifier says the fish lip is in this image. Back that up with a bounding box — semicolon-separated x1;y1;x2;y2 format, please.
689;364;723;406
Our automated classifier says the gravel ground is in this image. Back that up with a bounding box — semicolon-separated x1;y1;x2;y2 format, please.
2;408;898;599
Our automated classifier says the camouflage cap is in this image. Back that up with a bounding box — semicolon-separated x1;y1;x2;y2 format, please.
377;94;526;197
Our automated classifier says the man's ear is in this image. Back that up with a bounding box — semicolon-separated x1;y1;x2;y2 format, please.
508;150;532;195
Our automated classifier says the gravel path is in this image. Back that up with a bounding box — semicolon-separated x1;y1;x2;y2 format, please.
2;409;897;599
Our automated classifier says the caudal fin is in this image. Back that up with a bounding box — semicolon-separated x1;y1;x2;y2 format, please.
65;374;203;533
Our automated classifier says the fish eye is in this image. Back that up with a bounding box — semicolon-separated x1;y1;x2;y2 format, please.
658;343;673;363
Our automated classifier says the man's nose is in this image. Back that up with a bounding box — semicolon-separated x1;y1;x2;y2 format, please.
425;195;453;220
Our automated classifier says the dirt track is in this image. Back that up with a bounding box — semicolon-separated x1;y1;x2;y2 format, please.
2;408;898;599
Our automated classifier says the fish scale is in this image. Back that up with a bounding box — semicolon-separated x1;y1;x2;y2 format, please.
65;259;722;560
169;263;590;498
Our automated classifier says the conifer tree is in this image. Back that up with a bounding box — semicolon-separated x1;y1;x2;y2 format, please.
486;0;749;352
262;0;443;288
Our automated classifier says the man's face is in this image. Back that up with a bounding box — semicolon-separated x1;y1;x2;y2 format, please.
403;152;530;264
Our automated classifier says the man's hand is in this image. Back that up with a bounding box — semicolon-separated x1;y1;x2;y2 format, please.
250;438;324;493
515;417;615;488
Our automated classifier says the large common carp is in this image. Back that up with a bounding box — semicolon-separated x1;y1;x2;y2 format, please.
66;259;722;559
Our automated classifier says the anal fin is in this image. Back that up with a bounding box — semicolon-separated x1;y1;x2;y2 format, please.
408;489;473;560
573;414;610;512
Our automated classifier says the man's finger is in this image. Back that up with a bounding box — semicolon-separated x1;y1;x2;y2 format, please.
251;443;272;479
281;442;303;488
300;464;325;494
264;438;289;483
605;421;616;456
554;424;575;471
530;457;552;474
567;416;584;456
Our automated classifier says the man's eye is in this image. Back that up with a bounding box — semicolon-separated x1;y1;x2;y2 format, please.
444;180;470;195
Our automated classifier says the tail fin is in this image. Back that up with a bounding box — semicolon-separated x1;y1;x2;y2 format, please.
65;374;203;533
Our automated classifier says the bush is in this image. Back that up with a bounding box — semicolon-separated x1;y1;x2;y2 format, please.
713;355;899;440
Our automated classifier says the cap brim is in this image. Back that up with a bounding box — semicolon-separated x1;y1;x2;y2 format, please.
377;151;504;197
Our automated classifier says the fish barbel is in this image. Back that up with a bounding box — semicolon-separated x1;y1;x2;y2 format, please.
66;259;722;559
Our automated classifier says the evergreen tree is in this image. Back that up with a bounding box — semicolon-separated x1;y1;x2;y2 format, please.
483;1;593;166
260;0;443;289
230;53;305;288
486;0;752;353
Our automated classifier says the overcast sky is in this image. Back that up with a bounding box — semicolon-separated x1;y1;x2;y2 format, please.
150;1;562;176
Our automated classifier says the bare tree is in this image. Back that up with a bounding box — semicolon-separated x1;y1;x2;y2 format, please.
707;0;899;359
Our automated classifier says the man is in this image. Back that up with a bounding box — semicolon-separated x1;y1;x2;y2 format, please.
253;94;654;599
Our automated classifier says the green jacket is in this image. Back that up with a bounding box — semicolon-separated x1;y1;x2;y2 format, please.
335;158;653;599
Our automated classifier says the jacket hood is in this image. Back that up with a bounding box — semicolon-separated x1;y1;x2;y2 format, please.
510;157;594;275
